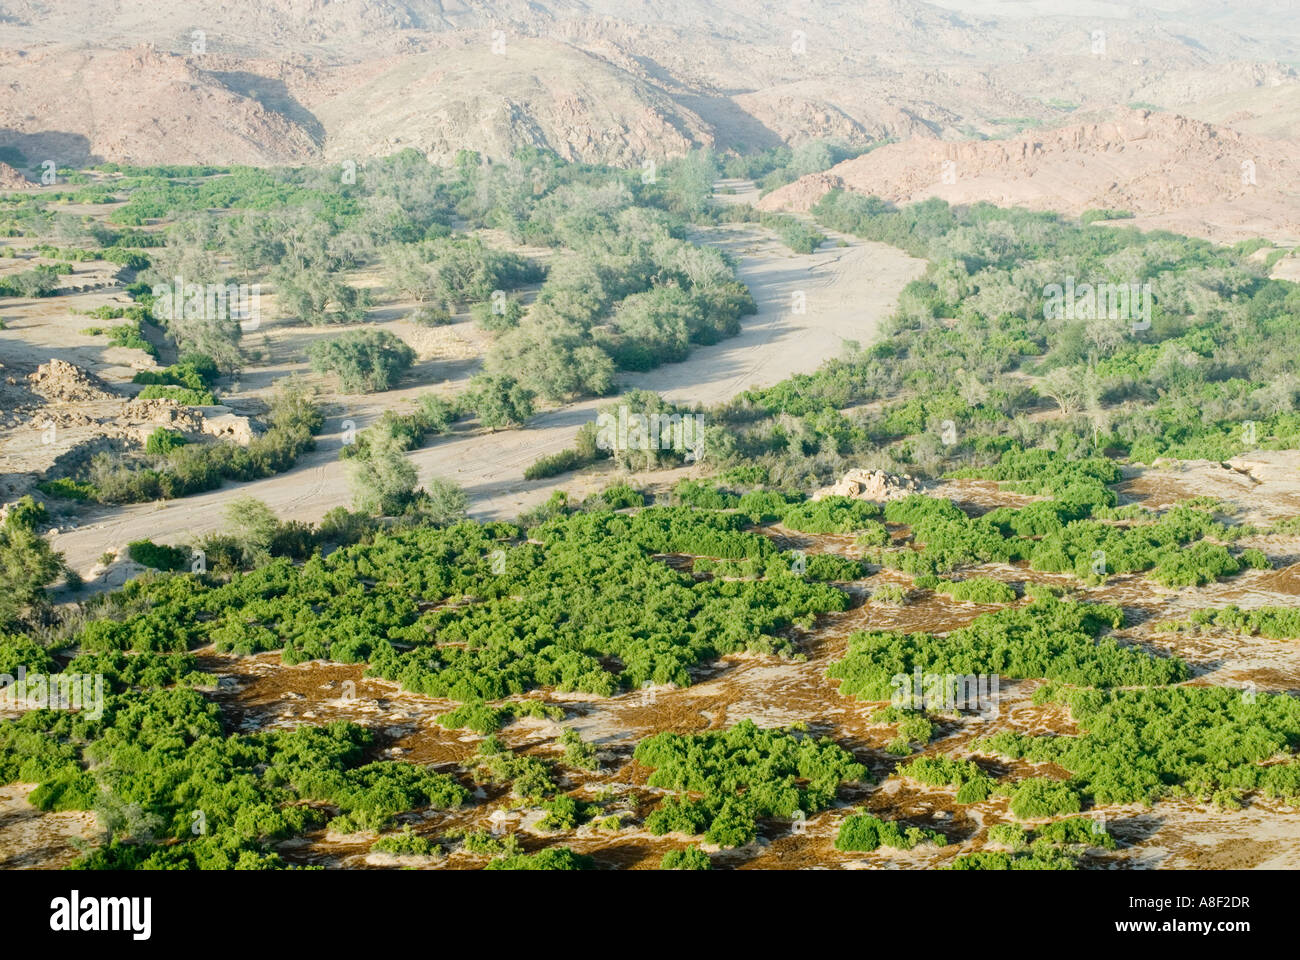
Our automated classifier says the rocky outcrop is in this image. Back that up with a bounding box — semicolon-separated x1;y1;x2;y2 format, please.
198;408;260;444
759;107;1300;242
0;161;32;189
27;359;116;403
0;45;320;167
812;469;923;503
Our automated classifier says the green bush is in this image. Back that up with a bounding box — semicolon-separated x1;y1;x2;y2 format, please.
661;846;711;869
36;477;96;501
127;539;189;572
934;577;1017;604
1007;777;1083;820
834;811;947;852
827;597;1182;702
636;720;866;848
779;496;883;534
308;329;416;393
987;821;1028;850
900;755;995;803
145;427;188;456
484;847;593;870
975;684;1300;806
371;825;436;856
137;385;216;406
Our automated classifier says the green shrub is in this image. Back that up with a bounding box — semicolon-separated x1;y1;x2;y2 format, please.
145;427;188;456
484;847;593;870
834;812;946;852
308;329;416;392
828;597;1181;702
437;701;508;735
36;477;96;501
127;539;189;572
636;720;866;848
661;846;711;869
371;825;436;856
1007;778;1082;820
934;577;1017;604
987;822;1028;850
900;755;996;803
137;385;216;406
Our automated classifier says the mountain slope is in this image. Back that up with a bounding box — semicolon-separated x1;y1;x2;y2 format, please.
0;45;320;167
759;108;1300;242
312;38;713;166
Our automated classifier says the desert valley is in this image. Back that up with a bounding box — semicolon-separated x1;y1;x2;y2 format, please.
0;0;1297;897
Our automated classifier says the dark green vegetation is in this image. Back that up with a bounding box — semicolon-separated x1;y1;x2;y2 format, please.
1;478;1297;869
661;845;711;869
834;811;947;852
899;755;996;804
1157;605;1300;640
635;720;866;848
8;150;1300;872
371;825;437;857
947;815;1115;870
126;539;190;572
1005;777;1083;820
828;597;1184;703
0;671;466;868
557;466;1264;595
55;150;760;401
10;149;772;507
484;848;594;870
976;684;1300;806
932;577;1018;604
0;495;878;869
131;355;219;398
436;699;563;735
861;490;1261;586
15;504;851;697
777;496;884;534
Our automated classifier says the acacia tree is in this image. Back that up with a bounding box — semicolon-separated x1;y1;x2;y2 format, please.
465;374;535;430
1040;367;1086;416
307;329;415;393
276;265;368;325
0;497;64;628
417;478;469;526
663;149;718;218
349;431;418;516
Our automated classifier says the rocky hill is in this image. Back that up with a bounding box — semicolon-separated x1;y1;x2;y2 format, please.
0;45;320;167
0;160;31;188
759;107;1300;242
0;0;1294;172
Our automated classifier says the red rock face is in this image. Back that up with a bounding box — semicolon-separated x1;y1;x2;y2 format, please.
759;107;1300;243
0;161;32;189
0;44;321;167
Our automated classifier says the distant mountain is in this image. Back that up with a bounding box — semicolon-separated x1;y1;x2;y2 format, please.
760;107;1300;242
0;45;320;167
0;0;1293;169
